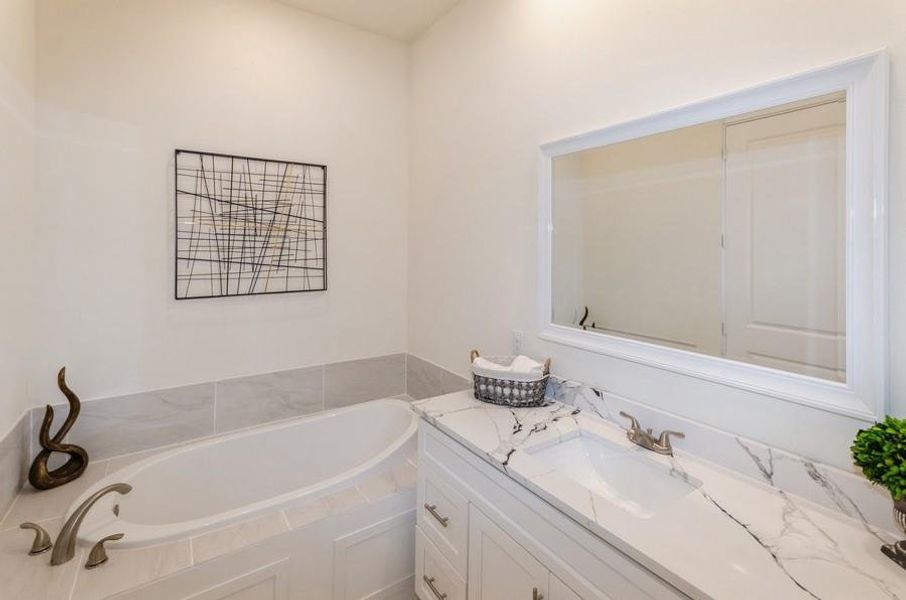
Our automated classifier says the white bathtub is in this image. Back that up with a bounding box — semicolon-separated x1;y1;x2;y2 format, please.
70;398;417;548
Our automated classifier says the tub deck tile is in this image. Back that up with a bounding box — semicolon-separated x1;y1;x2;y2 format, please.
0;462;108;531
191;512;290;564
0;517;83;600
283;486;369;530
357;461;417;503
71;538;191;600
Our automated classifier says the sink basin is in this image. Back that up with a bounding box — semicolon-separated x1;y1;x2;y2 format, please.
527;433;702;519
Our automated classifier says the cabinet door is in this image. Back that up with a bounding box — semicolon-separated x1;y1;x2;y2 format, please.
468;505;549;600
551;574;585;600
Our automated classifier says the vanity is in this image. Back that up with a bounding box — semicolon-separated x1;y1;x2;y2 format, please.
412;391;906;600
413;397;684;600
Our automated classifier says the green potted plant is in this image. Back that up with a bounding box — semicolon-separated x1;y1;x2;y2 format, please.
852;416;906;568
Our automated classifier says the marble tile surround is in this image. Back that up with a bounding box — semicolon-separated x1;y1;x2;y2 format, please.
0;413;30;524
214;366;323;433
545;376;899;533
324;353;406;408
27;354;407;460
0;352;458;518
406;354;471;401
32;383;216;463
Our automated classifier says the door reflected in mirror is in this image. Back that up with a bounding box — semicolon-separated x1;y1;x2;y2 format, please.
551;92;846;383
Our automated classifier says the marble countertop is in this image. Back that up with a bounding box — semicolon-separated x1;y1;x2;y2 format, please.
412;391;906;600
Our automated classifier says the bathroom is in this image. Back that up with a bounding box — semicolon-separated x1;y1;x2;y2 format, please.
1;0;905;598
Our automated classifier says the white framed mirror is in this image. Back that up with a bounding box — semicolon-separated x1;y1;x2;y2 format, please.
538;51;888;421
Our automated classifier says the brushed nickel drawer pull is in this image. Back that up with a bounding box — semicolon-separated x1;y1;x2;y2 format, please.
424;503;449;527
533;587;544;600
423;575;448;599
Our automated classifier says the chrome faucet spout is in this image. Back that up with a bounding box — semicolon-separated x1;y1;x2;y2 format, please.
50;483;132;566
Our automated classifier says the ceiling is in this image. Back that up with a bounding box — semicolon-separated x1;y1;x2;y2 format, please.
278;0;462;41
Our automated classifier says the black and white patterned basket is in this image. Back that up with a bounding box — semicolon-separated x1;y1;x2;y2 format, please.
470;350;551;408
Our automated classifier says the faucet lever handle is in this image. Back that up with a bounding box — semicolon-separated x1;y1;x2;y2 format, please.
85;533;124;569
19;522;52;555
618;411;641;432
657;430;685;448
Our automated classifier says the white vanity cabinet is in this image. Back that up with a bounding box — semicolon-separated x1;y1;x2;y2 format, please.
550;577;583;600
415;421;689;600
467;505;549;600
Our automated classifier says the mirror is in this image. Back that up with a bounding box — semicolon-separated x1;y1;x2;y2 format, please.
540;52;888;420
551;93;847;383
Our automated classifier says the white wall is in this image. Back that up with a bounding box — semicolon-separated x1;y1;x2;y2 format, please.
409;0;906;469
0;0;35;436
29;0;409;405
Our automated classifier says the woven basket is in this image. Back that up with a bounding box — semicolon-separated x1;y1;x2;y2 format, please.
470;349;551;408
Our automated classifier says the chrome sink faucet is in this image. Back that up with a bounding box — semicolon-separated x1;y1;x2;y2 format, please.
618;411;684;456
50;483;132;566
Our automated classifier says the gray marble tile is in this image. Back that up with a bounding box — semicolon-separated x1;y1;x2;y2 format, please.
405;354;471;401
324;354;406;408
32;383;215;461
215;366;323;433
0;412;30;522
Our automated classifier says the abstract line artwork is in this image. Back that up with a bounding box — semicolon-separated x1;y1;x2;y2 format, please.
175;150;327;299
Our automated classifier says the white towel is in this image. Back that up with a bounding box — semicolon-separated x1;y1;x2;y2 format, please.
473;355;545;376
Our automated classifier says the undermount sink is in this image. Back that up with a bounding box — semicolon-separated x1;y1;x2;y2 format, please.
527;432;702;519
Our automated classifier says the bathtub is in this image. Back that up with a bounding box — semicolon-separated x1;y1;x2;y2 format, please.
69;398;417;549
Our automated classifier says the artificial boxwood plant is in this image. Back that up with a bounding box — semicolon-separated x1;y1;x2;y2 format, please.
852;416;906;502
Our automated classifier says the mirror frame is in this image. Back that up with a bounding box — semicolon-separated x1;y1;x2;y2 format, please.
537;50;889;421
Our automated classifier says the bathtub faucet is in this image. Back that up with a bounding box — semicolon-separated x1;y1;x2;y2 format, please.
50;482;132;566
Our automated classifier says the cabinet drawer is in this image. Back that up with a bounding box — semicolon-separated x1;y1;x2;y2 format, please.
416;526;466;600
418;461;469;575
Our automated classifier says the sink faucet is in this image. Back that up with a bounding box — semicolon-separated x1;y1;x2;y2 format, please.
618;411;684;456
50;483;132;566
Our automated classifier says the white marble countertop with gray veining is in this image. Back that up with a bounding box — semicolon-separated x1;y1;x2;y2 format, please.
412;391;906;600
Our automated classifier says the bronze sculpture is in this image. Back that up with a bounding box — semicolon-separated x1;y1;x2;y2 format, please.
28;367;89;490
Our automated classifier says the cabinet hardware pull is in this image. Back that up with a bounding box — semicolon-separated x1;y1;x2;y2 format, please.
424;503;449;527
424;575;448;599
533;587;544;600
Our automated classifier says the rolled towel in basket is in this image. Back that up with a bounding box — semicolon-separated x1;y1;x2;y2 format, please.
473;355;546;376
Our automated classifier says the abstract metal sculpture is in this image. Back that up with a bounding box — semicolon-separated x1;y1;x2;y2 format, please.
28;368;89;490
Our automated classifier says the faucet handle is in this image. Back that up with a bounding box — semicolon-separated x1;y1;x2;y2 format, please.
618;411;641;432
85;533;124;569
657;430;685;452
19;522;52;555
